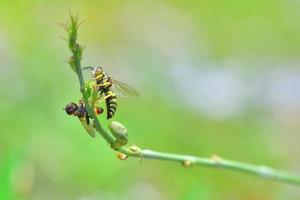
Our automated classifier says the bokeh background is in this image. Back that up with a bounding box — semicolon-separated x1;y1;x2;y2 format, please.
0;0;300;199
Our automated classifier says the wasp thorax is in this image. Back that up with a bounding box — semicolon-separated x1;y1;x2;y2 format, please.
65;103;78;115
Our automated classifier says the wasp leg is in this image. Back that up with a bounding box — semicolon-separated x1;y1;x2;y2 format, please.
96;91;114;103
95;82;111;87
95;74;103;80
103;91;114;100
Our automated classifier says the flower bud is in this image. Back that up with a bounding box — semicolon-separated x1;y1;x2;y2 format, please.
109;121;128;146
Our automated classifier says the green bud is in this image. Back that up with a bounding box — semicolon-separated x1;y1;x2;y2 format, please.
75;43;83;61
84;80;93;98
68;56;77;72
91;84;99;104
68;15;78;51
68;34;76;52
109;121;128;146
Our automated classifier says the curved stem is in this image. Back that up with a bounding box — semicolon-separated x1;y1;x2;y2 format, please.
140;149;300;185
76;68;115;144
64;13;300;186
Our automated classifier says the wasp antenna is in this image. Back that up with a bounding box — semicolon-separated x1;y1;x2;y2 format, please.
81;66;94;71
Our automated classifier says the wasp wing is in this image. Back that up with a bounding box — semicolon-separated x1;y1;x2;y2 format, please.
112;79;139;98
78;117;95;138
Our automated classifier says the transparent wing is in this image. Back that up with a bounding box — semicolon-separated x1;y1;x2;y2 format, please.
79;118;95;138
112;79;139;98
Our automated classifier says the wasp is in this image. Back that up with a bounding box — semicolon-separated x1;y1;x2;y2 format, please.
83;66;139;119
64;101;103;137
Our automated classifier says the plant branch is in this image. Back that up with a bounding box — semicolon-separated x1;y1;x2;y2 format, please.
140;149;300;185
64;13;300;186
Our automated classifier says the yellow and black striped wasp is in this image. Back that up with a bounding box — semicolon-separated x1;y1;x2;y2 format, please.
83;66;139;119
64;101;103;137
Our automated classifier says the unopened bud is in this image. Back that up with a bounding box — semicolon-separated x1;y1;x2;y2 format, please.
109;121;128;146
182;160;193;168
117;152;128;160
68;56;77;71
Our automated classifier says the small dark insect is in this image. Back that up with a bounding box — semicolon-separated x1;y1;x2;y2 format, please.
82;66;139;119
64;101;103;137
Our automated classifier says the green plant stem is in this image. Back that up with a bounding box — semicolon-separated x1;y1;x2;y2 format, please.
76;68;115;145
140;149;300;185
65;13;300;186
76;64;139;157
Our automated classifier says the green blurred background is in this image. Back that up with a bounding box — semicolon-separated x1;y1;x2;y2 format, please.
0;0;300;199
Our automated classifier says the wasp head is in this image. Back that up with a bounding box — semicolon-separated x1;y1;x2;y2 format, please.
93;67;104;79
64;103;78;115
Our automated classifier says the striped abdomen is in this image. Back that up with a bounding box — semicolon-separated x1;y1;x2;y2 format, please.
106;94;117;119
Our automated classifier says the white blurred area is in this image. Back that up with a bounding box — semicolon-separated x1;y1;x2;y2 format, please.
115;4;300;122
169;62;300;121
